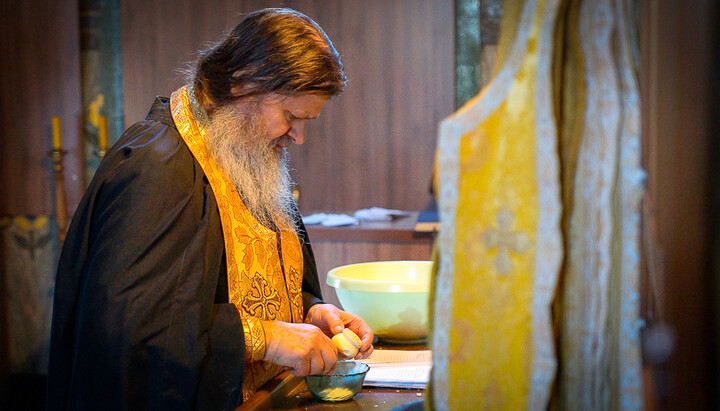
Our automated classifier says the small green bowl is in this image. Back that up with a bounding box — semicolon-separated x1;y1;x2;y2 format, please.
305;361;370;402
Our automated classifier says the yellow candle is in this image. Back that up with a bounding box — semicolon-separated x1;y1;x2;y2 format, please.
99;115;108;151
52;116;62;150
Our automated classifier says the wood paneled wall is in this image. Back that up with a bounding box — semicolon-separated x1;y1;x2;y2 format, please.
121;0;455;214
0;0;83;390
0;1;84;216
311;241;433;309
640;0;718;408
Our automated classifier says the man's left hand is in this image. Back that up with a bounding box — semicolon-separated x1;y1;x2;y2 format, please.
305;304;374;359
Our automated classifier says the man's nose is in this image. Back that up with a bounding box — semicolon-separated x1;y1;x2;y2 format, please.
288;124;306;145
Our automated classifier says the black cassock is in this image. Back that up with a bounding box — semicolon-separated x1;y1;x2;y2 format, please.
47;97;324;410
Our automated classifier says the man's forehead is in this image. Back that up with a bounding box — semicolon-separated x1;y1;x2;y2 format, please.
266;93;329;118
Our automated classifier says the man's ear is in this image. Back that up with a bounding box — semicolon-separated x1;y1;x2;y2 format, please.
229;70;260;97
230;83;253;97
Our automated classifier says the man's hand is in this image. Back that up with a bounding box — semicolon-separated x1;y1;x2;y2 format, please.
261;321;338;376
304;304;374;359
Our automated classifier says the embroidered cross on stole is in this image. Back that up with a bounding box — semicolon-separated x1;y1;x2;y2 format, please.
170;86;305;401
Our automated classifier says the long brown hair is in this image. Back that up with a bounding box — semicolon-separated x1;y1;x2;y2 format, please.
192;8;346;114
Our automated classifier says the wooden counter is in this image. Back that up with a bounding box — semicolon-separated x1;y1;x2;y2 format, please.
237;370;425;411
238;344;428;411
305;212;435;308
305;212;435;243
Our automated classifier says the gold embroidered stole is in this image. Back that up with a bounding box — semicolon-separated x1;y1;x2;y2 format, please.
432;0;561;409
432;0;644;409
170;86;304;401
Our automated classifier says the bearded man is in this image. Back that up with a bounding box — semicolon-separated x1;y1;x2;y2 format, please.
47;8;373;410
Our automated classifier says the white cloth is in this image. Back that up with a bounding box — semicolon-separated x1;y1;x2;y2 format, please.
302;213;359;227
353;207;410;222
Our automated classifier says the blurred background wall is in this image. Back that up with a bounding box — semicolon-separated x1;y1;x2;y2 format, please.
1;1;718;409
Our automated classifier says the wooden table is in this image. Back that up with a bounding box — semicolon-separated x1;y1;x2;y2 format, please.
238;344;428;411
237;372;425;410
305;212;435;308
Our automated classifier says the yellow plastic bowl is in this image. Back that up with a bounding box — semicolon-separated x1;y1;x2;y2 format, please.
326;261;432;343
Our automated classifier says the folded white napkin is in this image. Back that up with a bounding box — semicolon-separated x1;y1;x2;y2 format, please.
302;213;359;227
302;213;330;225
354;207;410;222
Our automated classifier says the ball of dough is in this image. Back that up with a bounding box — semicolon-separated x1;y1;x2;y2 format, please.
332;328;362;358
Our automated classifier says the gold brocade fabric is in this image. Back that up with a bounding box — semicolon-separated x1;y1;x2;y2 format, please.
431;0;644;409
432;0;561;408
170;86;304;401
555;0;644;409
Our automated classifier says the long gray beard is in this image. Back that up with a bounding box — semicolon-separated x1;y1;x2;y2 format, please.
203;105;297;230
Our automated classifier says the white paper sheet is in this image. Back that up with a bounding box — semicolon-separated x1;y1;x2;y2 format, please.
361;350;431;364
359;350;431;389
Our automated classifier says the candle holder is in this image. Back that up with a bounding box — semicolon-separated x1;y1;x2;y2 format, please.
98;115;108;158
48;148;69;245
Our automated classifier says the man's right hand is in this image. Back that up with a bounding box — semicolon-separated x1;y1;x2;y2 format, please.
261;320;338;376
